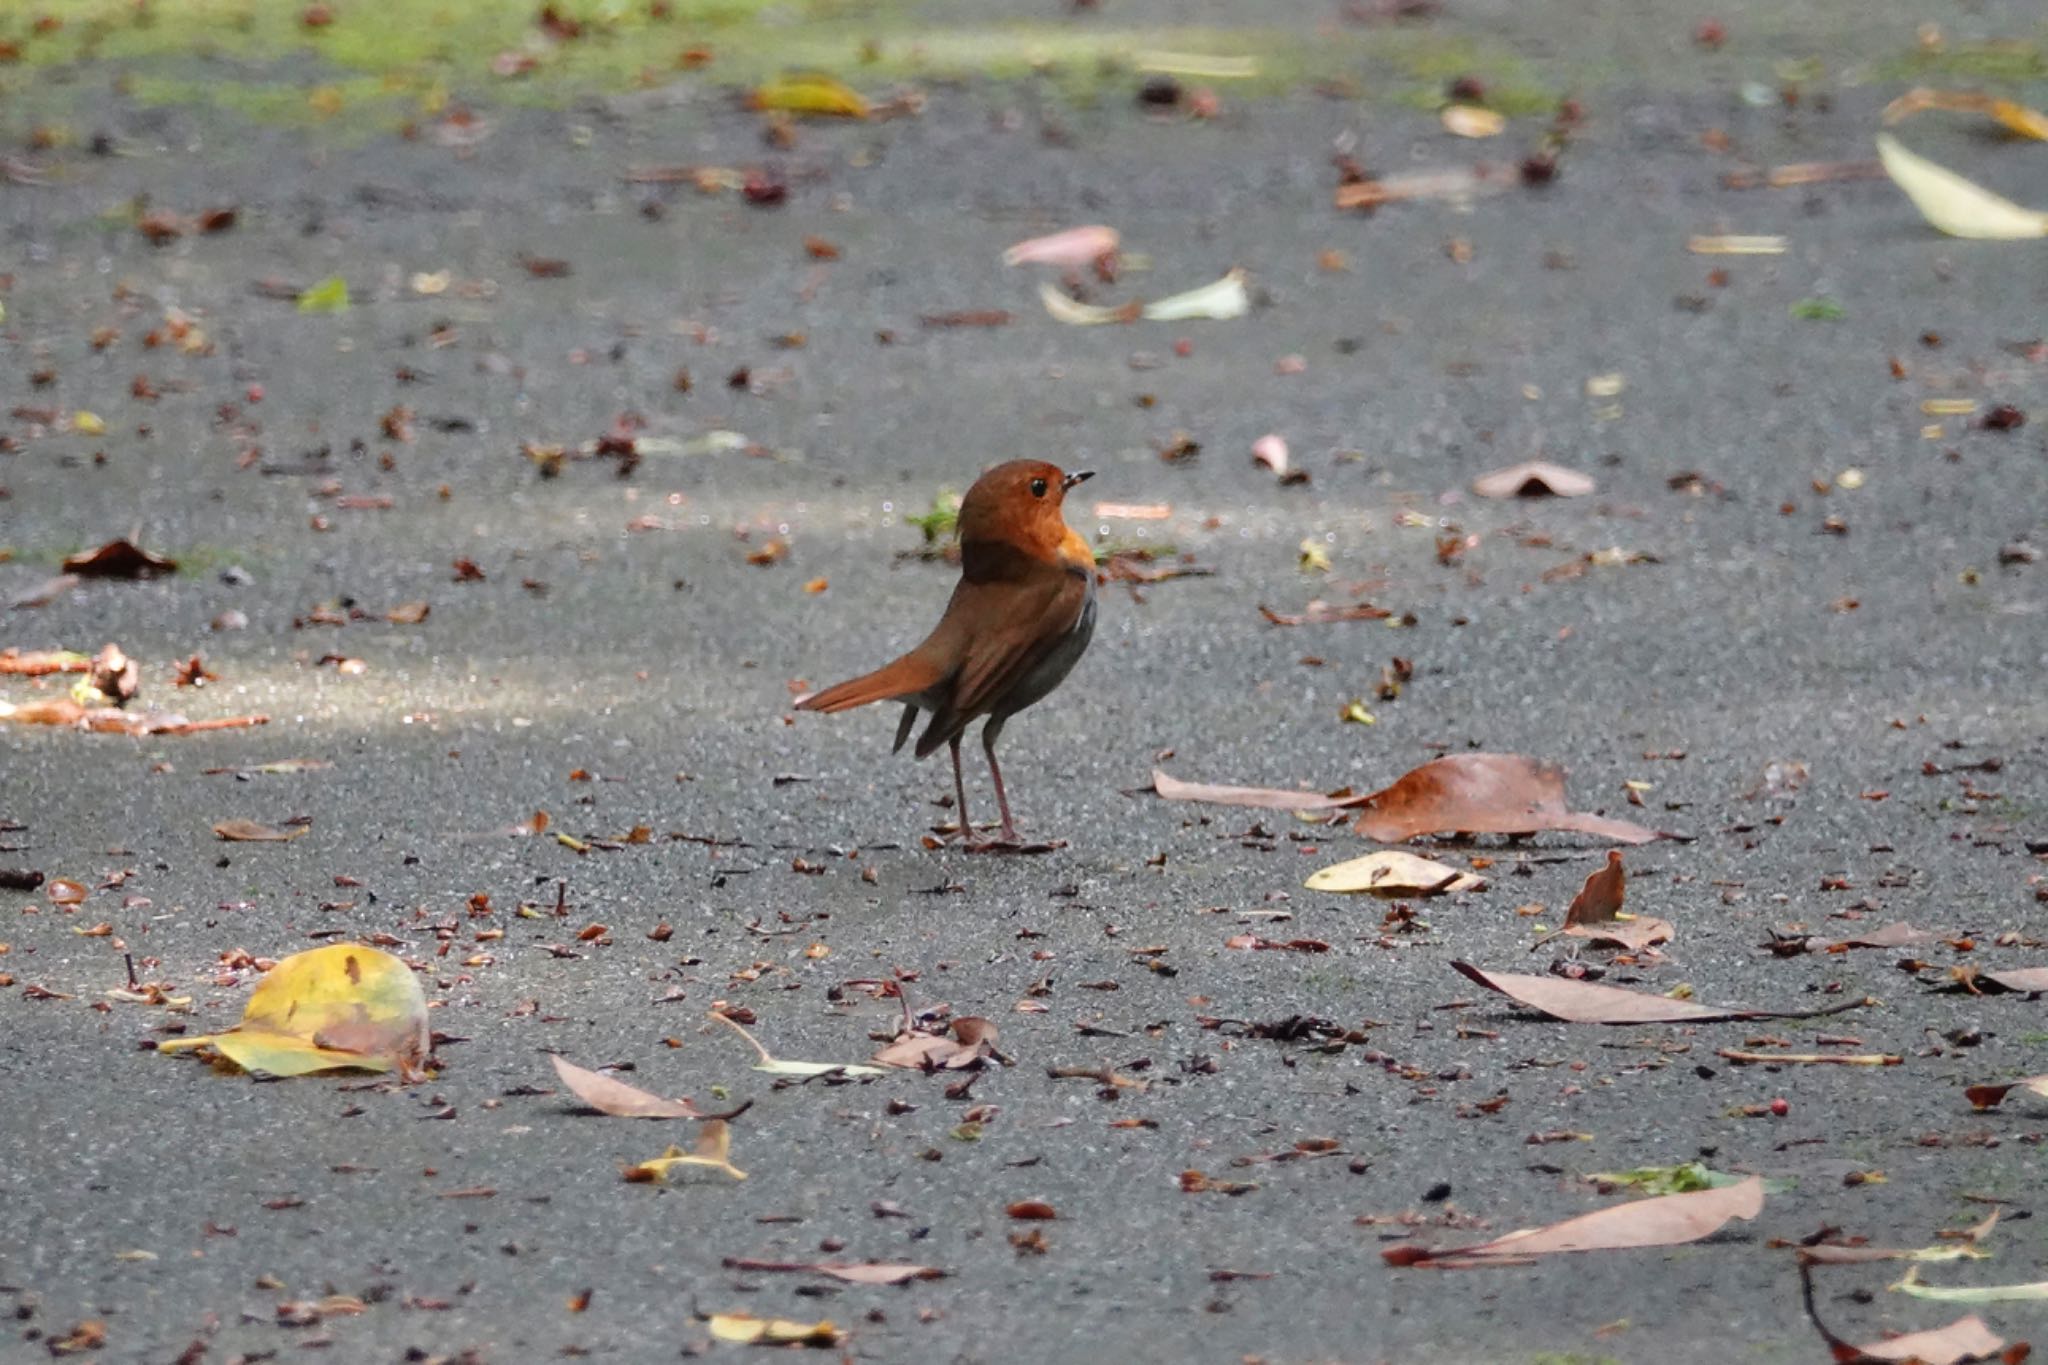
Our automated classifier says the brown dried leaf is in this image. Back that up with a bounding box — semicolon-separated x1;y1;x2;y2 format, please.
1964;1075;2048;1111
1454;961;1866;1025
212;819;308;843
872;1016;997;1071
1259;600;1392;625
550;1054;705;1119
1384;1175;1764;1267
1979;968;2048;994
62;539;178;579
1353;754;1662;844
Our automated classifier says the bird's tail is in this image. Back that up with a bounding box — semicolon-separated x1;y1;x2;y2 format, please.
796;653;946;715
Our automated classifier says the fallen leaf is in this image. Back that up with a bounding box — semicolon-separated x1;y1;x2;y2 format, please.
1150;768;1352;812
1335;164;1522;210
212;819;307;843
1964;1075;2048;1111
1883;87;2048;140
1893;1265;2048;1305
872;1016;998;1071
1385;1176;1764;1267
1588;1162;1748;1196
1823;923;1937;952
62;539;177;579
1453;961;1872;1025
1844;1314;2007;1364
705;1312;843;1346
720;1258;945;1286
1440;104;1505;138
623;1120;746;1182
296;275;351;313
550;1054;709;1119
1304;850;1483;896
1471;461;1596;498
384;601;431;625
749;73;867;118
711;1011;886;1077
1037;268;1248;326
7;574;82;609
1143;268;1249;321
1250;433;1308;485
1685;234;1787;255
156;944;430;1078
1876;132;2048;240
1003;225;1119;267
1257;600;1392;626
1975;967;2048;995
1352;754;1664;845
1549;850;1672;951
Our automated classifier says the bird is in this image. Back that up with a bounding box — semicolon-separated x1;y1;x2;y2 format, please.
797;459;1097;850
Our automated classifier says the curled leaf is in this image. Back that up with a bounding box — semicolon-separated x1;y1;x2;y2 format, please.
749;73;867;119
1471;461;1595;499
156;944;429;1078
213;819;307;843
1143;267;1249;321
1876;132;2048;240
623;1120;746;1182
1003;225;1119;267
706;1312;843;1346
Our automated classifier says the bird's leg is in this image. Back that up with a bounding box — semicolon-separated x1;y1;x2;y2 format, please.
981;720;1022;847
947;736;984;849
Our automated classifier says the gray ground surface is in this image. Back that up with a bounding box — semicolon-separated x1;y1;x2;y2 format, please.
3;3;2048;1363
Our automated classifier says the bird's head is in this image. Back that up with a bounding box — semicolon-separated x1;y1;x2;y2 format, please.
956;460;1093;563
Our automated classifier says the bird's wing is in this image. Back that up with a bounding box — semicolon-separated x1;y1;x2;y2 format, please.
912;569;1087;757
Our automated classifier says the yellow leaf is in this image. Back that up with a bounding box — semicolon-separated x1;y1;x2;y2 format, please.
1306;851;1484;896
157;944;430;1078
1883;87;2048;141
750;74;867;119
706;1312;844;1346
1876;133;2048;240
622;1120;747;1182
1440;104;1505;138
72;411;106;436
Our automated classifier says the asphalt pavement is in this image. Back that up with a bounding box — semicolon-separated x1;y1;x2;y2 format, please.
2;3;2047;1362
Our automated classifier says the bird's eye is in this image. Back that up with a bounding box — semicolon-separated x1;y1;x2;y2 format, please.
1030;478;1048;498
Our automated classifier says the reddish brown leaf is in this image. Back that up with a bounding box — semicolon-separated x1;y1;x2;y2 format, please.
1384;1176;1764;1267
212;819;307;843
1553;850;1672;951
62;539;178;579
549;1054;705;1119
1006;1200;1057;1220
1259;600;1393;626
1352;754;1663;845
1454;961;1870;1025
1965;1075;2048;1111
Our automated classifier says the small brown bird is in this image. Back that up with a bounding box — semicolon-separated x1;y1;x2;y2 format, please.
798;459;1097;850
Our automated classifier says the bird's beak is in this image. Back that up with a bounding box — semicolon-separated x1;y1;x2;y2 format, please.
1063;470;1094;490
